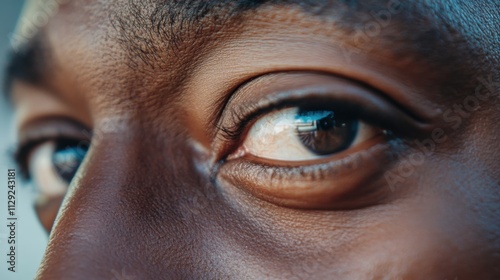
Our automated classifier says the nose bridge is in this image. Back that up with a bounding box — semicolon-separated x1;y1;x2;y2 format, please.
36;131;203;279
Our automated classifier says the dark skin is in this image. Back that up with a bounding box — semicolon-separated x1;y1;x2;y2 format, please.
5;0;500;279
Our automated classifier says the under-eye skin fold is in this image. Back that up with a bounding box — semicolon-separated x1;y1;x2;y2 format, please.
213;72;421;209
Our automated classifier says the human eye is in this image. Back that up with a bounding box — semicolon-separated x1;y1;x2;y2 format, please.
214;72;429;210
14;118;90;230
232;107;380;162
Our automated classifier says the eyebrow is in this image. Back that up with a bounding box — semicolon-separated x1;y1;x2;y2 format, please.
111;0;361;71
111;0;475;76
3;0;358;99
3;35;51;101
4;0;325;96
3;0;482;101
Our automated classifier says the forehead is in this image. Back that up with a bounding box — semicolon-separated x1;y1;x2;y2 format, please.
8;0;498;111
13;0;496;72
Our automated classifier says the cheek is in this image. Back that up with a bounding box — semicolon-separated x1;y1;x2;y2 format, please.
328;199;470;279
352;158;499;278
367;207;456;276
257;152;497;278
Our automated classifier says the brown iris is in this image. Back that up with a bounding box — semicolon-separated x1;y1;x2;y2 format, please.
295;110;359;155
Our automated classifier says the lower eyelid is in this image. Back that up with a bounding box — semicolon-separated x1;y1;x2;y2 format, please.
237;132;391;168
217;138;405;209
224;139;392;179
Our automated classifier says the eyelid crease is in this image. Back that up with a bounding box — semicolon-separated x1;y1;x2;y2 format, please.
213;71;434;132
215;72;435;144
218;88;427;151
18;115;91;141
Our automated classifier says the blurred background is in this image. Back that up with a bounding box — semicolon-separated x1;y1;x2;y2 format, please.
0;1;48;279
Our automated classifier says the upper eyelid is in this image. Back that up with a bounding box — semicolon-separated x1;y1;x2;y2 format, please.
216;72;434;136
211;73;437;166
17;116;91;145
217;71;431;125
217;86;428;143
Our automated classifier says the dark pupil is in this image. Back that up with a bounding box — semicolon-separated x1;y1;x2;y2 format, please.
295;110;358;155
51;140;89;183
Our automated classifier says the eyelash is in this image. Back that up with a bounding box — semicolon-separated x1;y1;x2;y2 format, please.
13;136;55;180
217;97;391;150
218;102;282;141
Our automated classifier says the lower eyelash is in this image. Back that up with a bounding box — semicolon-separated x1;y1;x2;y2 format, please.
215;137;409;209
223;136;403;185
218;99;300;143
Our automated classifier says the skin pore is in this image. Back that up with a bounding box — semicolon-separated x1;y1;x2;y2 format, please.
5;0;500;279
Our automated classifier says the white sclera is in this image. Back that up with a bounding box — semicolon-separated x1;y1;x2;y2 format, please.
241;107;377;161
28;142;68;196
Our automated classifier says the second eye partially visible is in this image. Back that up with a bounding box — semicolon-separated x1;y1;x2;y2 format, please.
13;118;90;231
